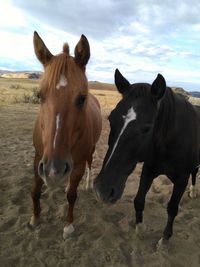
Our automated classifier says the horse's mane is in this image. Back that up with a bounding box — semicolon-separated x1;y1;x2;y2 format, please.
153;87;176;150
154;87;200;168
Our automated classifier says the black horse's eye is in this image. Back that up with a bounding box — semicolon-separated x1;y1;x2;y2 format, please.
75;94;87;107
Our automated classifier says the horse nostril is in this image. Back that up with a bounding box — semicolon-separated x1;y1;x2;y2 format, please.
38;161;44;177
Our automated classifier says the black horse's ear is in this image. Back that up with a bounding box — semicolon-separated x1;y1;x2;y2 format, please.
74;34;90;66
114;69;130;96
151;74;166;100
33;31;53;66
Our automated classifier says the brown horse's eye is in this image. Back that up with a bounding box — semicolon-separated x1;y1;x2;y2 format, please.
75;94;86;107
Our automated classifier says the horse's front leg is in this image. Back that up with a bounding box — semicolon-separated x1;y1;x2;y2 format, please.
134;165;155;238
189;167;198;199
29;154;44;228
158;175;189;248
63;162;86;239
85;148;94;190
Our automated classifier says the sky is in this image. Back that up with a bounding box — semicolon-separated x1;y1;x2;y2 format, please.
0;0;200;91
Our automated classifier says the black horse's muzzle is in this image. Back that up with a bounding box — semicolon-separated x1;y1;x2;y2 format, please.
93;175;125;203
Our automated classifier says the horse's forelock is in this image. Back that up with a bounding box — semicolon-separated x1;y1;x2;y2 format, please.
63;43;69;55
42;53;68;92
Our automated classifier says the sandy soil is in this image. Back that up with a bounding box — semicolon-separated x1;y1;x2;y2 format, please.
1;91;200;267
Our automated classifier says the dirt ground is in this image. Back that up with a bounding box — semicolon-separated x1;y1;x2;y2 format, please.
1;89;200;267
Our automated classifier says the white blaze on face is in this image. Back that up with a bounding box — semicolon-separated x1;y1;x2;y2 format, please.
105;107;137;168
56;74;67;89
53;114;60;149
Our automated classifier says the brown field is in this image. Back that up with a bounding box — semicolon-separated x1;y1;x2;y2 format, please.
0;78;200;267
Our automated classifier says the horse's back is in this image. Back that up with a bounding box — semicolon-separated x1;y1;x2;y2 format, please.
175;96;200;169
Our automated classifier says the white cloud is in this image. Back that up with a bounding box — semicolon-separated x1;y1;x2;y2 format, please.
0;0;199;90
0;0;26;28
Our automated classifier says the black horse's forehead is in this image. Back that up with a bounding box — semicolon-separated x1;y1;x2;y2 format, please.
110;83;151;118
129;83;151;96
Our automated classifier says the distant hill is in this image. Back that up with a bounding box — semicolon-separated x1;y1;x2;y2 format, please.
171;87;191;100
0;70;42;79
0;69;12;75
88;83;192;97
190;91;200;98
0;70;198;99
88;81;115;91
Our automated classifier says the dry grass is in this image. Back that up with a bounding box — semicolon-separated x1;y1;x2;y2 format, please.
1;76;199;108
0;78;121;109
0;78;39;105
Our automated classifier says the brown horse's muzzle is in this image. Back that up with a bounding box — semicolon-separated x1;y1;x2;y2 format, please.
38;159;72;187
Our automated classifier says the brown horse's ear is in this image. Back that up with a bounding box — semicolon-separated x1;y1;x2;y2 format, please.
33;31;53;66
151;73;166;100
74;34;90;66
114;69;130;96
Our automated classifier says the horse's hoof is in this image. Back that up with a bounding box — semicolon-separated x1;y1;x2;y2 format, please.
27;222;36;230
28;216;39;229
189;185;197;199
63;224;75;240
156;237;168;251
135;223;146;239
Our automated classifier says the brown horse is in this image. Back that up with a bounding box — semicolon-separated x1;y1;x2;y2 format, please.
29;31;102;239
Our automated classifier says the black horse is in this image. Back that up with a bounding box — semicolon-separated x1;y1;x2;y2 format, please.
94;69;200;245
